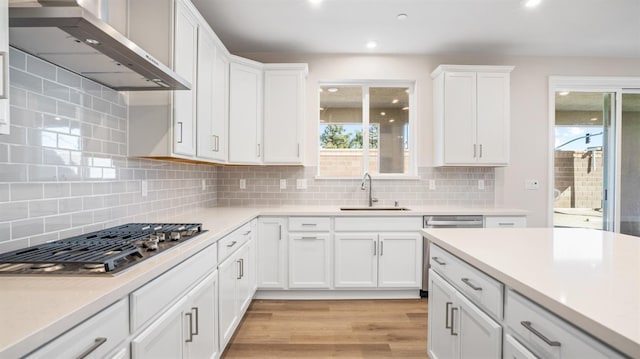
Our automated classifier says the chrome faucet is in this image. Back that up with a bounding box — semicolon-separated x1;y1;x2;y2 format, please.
360;172;378;207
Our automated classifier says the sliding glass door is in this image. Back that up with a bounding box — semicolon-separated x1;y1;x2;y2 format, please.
618;92;640;236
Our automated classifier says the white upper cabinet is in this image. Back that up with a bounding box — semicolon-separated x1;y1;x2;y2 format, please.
128;0;198;159
228;58;263;164
196;27;229;162
432;65;513;166
0;0;10;135
263;64;308;164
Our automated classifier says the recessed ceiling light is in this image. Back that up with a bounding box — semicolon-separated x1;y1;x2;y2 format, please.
402;107;409;111
328;88;338;93
366;41;378;49
397;14;408;20
590;117;599;121
380;112;386;116
392;99;399;104
389;119;395;123
558;91;570;96
523;0;541;8
85;38;100;45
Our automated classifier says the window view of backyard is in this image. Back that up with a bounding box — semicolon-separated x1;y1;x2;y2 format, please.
318;84;411;177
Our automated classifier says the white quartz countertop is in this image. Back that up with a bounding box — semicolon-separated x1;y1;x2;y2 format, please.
0;205;524;358
421;227;640;358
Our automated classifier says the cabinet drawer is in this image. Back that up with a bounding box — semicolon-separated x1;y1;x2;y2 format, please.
130;243;218;332
429;243;503;320
29;298;129;359
289;217;331;232
219;221;253;262
484;216;527;228
505;289;625;359
504;333;539;359
334;216;421;231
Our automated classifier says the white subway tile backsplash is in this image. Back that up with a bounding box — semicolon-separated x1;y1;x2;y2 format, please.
26;56;56;80
56;68;82;89
10;183;43;201
0;164;28;182
44;214;71;232
43;80;70;101
11;218;45;239
10;68;43;93
29;199;58;218
28;92;57;114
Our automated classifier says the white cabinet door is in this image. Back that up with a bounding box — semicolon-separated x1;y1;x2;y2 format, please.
428;270;457;359
196;29;217;161
289;233;331;288
334;233;378;288
455;290;502;359
257;217;287;289
229;61;263;164
442;72;477;164
377;233;421;288
218;253;239;350
185;271;219;359
476;72;510;164
211;44;229;162
131;296;187;359
0;0;9;135
263;66;307;164
237;243;252;314
172;0;198;156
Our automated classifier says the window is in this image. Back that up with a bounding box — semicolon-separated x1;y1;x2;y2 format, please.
318;82;414;177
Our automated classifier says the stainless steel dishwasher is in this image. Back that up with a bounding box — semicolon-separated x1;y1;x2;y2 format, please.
421;215;484;297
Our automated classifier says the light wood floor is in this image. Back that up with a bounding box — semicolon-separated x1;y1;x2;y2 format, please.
221;299;429;358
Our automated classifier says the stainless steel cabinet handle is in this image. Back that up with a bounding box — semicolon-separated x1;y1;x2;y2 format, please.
76;337;107;359
380;241;384;256
237;260;242;279
461;277;483;291
445;302;453;329
185;312;194;342
257;143;261;157
278;224;282;240
212;134;217;152
243;230;252;236
450;307;458;336
240;258;244;278
301;236;317;239
498;222;515;226
297;143;300;157
192;307;199;336
177;122;183;143
227;240;237;248
521;321;561;347
373;240;377;256
473;144;477;158
301;223;317;226
427;220;484;226
479;144;483;158
432;257;446;266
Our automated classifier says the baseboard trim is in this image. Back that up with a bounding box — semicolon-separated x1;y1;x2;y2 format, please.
254;289;420;300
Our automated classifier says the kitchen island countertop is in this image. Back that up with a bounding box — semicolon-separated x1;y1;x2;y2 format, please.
421;227;640;358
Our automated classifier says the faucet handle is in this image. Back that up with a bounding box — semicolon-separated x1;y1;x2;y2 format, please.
394;200;399;207
373;198;379;203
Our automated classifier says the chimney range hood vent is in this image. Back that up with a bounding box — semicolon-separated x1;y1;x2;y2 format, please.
9;0;191;91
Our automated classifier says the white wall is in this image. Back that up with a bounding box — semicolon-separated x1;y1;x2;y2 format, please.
239;52;640;227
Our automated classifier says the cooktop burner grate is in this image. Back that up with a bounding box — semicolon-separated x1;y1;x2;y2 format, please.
0;223;204;274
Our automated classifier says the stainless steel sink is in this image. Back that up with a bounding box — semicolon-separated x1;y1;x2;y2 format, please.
339;206;411;211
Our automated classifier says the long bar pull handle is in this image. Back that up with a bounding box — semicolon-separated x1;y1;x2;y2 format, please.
76;337;107;359
185;313;194;342
301;223;317;226
473;144;477;158
373;240;377;256
237;260;242;280
240;258;244;279
380;241;384;256
479;144;483;158
192;307;199;336
445;302;453;329
432;257;446;266
450;307;458;336
461;278;483;291
226;241;238;248
257;143;261;157
521;321;561;347
212;134;217;152
278;224;282;240
301;236;317;240
498;222;515;226
243;230;252;236
297;143;300;158
177;122;183;143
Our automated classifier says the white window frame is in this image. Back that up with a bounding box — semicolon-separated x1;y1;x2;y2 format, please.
317;80;418;179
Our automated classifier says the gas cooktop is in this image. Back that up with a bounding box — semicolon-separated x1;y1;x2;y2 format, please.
0;223;205;275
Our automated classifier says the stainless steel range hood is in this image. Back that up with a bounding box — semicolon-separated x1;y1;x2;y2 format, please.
8;0;191;91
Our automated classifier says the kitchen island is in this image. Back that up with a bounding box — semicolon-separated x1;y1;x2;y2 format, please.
421;227;640;358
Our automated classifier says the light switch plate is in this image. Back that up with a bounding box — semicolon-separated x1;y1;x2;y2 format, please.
141;180;148;197
526;179;540;190
240;179;246;189
429;179;436;190
478;179;485;190
296;179;307;189
201;179;206;191
280;179;287;189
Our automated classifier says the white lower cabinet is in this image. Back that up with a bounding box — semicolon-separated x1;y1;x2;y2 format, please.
28;298;129;359
219;241;253;351
428;270;502;359
257;217;287;289
334;232;421;289
132;271;219;359
288;233;331;288
504;334;538;359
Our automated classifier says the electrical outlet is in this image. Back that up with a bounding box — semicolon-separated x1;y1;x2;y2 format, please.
296;179;307;189
526;179;540;190
201;179;206;191
478;179;485;190
240;179;246;189
429;179;436;190
280;179;287;189
141;180;148;197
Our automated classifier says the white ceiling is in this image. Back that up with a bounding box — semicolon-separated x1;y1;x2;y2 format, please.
191;0;640;57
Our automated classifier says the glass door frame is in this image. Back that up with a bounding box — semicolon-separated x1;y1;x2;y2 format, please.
548;76;640;231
